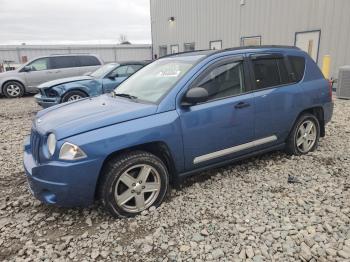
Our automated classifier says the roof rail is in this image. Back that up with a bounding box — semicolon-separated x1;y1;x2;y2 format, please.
160;45;300;59
159;49;213;59
220;45;300;52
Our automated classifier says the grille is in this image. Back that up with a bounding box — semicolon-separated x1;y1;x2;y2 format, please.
30;129;42;163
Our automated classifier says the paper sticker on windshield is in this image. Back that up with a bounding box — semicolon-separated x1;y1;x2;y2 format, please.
157;64;182;77
157;70;181;77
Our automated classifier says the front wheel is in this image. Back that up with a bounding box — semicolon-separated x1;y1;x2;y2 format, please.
286;113;320;155
98;151;169;217
61;90;87;103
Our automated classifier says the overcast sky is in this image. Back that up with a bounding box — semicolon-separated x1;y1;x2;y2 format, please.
0;0;151;45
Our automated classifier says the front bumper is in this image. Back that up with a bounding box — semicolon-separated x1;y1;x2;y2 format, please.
23;136;102;207
34;93;60;108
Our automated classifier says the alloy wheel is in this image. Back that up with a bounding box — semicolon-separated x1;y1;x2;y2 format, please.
6;84;21;97
114;164;161;213
67;95;82;101
296;120;317;153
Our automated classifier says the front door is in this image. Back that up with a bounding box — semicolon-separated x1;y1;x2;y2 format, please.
23;57;52;88
103;65;129;93
178;56;255;170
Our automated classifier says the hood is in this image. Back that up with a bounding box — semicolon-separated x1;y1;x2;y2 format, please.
0;69;20;78
35;94;158;140
38;76;94;89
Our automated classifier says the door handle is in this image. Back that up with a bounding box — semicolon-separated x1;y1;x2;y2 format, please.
234;101;250;109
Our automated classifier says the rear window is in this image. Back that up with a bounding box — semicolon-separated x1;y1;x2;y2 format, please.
252;58;290;89
288;56;305;82
50;56;78;69
79;56;101;67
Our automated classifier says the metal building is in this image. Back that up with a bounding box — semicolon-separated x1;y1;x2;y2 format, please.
150;0;350;78
0;44;152;69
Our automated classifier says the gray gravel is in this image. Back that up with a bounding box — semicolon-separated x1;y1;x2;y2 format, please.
0;96;350;261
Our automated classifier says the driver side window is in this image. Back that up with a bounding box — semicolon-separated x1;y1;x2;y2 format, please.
27;58;49;71
109;65;128;78
195;60;245;102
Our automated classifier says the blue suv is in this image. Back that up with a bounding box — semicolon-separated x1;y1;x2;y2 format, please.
23;46;333;217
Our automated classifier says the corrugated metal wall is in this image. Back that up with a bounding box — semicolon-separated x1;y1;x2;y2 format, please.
0;44;152;64
150;0;350;78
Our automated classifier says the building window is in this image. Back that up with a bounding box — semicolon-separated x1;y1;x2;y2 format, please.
184;43;195;52
209;40;222;50
170;45;179;54
159;45;168;57
294;30;321;62
241;36;262;46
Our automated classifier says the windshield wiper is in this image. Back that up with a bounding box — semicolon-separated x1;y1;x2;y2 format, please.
113;92;138;100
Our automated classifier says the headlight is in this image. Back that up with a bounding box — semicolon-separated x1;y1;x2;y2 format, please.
47;133;56;156
59;142;87;160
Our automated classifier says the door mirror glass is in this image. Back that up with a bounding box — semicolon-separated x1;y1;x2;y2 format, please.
182;87;209;106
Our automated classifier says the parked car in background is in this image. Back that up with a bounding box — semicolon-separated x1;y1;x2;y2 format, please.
0;54;103;98
34;61;148;108
24;46;333;217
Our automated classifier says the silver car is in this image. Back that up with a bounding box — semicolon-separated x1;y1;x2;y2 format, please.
0;54;103;98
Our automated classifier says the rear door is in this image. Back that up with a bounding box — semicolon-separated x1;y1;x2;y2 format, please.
49;56;81;79
78;55;102;75
249;53;302;145
179;56;256;170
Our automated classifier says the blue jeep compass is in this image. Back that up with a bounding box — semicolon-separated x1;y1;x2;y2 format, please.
24;46;333;217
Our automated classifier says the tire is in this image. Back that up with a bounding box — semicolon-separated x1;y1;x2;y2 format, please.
3;81;25;98
98;151;169;218
61;90;87;103
286;113;320;155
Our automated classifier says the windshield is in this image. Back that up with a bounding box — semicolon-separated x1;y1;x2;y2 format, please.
90;64;117;78
114;57;201;103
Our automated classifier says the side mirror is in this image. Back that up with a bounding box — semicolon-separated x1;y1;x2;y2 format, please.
107;73;117;80
182;87;208;106
23;66;32;72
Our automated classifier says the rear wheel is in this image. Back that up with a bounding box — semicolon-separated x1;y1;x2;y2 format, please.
286;113;320;155
3;81;24;98
61;90;87;103
98;151;169;217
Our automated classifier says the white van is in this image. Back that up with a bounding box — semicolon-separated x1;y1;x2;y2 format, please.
0;54;103;98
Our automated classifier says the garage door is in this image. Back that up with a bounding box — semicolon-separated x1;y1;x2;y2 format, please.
295;30;321;62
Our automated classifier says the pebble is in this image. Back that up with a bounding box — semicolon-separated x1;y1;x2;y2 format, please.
0;97;349;261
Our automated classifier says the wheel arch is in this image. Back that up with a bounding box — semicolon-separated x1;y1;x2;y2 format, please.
95;141;177;199
295;106;325;137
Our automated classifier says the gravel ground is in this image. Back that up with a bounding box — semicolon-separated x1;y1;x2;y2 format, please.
0;96;349;262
